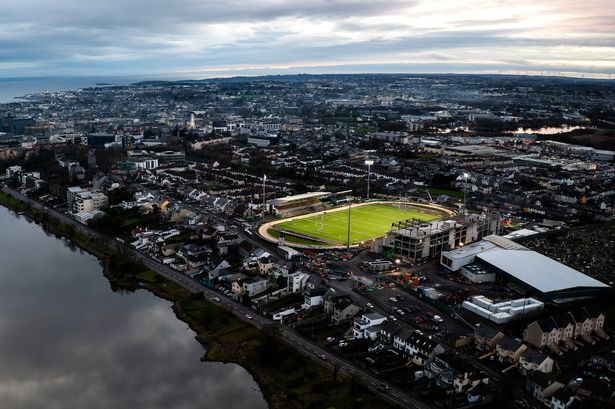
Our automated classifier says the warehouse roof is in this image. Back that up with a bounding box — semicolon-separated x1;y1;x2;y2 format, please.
477;250;609;294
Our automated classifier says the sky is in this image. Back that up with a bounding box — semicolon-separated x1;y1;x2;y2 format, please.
1;0;614;79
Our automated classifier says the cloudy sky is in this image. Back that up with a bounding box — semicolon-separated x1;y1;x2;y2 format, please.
1;0;614;79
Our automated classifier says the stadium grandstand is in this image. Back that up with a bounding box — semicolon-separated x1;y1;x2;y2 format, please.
267;192;332;216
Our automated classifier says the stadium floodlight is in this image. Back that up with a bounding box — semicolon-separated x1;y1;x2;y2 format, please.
462;172;470;215
365;160;374;200
262;174;267;215
347;200;352;250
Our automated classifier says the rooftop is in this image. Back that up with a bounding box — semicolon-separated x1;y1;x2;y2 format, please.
267;191;330;206
477;249;609;294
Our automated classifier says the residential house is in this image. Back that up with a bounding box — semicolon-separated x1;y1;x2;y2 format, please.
258;255;276;275
201;226;219;240
519;348;555;374
379;322;402;344
525;373;563;405
324;292;352;315
473;324;504;351
287;271;309;293
231;279;245;294
304;287;327;309
209;259;231;279
352;313;387;340
495;336;526;364
237;240;255;258
243;277;269;297
524;307;608;352
330;299;361;324
393;330;446;366
426;351;489;393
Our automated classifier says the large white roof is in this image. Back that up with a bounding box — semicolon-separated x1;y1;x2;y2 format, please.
477;250;609;293
268;191;330;205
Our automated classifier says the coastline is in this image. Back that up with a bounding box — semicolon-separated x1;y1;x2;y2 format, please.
0;190;395;409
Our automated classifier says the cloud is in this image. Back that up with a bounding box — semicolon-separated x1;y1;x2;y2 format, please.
0;0;613;78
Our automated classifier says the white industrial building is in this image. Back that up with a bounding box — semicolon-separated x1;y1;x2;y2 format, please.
477;250;610;301
442;235;610;302
463;296;544;324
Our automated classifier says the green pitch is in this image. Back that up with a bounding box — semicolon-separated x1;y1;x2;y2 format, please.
272;203;439;245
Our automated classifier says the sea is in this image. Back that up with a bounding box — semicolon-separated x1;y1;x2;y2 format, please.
0;76;150;103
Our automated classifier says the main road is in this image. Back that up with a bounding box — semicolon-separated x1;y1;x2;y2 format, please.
1;185;431;409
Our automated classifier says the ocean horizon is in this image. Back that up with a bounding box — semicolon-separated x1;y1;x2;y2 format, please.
0;76;155;103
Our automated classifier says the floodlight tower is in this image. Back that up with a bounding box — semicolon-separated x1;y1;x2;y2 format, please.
347;198;352;250
462;172;469;215
365;159;374;200
262;174;267;215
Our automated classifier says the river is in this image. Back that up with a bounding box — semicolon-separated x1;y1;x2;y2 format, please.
0;206;267;409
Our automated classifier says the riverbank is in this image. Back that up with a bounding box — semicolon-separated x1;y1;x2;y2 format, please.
0;190;394;409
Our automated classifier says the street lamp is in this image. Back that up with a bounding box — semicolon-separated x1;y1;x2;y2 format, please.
365;160;374;200
462;172;469;215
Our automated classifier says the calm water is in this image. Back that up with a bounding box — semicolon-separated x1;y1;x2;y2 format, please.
0;206;267;409
0;77;142;103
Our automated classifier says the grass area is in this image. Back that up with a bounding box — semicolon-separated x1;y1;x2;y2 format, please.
417;187;464;198
268;228;324;246
272;203;438;245
354;127;378;135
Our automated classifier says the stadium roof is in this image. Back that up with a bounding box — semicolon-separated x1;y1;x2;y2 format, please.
267;191;330;206
477;250;609;294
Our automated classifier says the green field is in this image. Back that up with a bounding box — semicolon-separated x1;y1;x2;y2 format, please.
271;203;439;246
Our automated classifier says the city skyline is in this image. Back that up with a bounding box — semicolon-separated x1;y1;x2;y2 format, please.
1;0;614;79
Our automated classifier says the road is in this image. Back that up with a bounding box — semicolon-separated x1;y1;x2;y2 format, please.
1;185;432;409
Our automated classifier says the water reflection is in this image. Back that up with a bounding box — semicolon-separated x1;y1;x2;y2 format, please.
0;207;267;409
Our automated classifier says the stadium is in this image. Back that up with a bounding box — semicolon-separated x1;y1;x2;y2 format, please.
258;199;454;249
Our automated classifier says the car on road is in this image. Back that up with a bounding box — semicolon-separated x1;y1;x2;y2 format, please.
366;302;374;309
376;384;390;392
432;315;443;323
212;297;221;302
245;314;253;319
319;354;328;360
389;297;398;302
388;315;398;321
